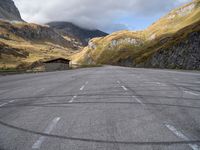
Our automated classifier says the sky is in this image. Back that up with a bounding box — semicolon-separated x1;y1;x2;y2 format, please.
13;0;191;33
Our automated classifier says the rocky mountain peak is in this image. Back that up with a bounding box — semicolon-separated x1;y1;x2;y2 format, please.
47;21;108;46
0;0;23;21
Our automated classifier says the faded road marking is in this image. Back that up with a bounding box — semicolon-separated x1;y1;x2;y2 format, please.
0;103;7;107
132;96;145;106
165;124;199;150
85;81;89;85
184;91;199;96
121;86;128;91
132;96;143;104
117;81;121;84
80;85;85;91
9;100;15;103
155;82;166;86
32;117;61;149
69;95;77;103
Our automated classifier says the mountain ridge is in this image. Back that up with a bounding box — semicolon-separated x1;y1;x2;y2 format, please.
0;0;23;22
47;21;108;46
0;0;108;69
72;0;200;70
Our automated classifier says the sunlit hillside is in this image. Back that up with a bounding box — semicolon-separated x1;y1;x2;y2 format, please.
0;20;76;69
72;0;200;68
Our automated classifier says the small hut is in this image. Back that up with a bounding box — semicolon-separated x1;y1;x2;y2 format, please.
43;58;70;72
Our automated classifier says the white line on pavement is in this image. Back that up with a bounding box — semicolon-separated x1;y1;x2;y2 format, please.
165;124;199;150
121;86;128;91
32;117;61;149
0;103;7;107
132;96;143;104
80;85;85;91
69;95;77;103
85;81;89;85
132;96;145;106
155;82;166;86
9;100;15;103
117;81;121;84
184;91;199;96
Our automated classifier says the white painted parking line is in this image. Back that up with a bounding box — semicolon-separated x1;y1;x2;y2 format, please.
69;95;77;103
121;86;128;91
184;91;199;96
0;103;7;107
132;96;143;104
32;117;61;149
80;85;85;91
85;81;89;85
117;81;121;84
155;82;166;86
9;100;15;103
165;124;199;150
132;96;145;106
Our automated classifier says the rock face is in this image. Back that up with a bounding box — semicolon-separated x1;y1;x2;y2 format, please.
140;31;200;70
0;21;76;49
14;25;74;48
0;0;23;21
110;38;143;48
47;22;108;46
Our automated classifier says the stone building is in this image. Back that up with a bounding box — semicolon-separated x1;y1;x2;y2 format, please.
43;58;70;71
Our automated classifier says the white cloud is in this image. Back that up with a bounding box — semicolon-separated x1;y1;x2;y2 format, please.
13;0;192;32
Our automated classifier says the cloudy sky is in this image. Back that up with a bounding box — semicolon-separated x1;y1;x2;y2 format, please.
13;0;191;33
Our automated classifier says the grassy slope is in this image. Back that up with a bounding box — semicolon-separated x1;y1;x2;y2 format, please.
72;0;200;65
0;20;75;69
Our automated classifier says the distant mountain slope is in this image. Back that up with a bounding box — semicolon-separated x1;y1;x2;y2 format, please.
47;22;108;46
72;0;200;70
0;0;23;21
0;20;75;69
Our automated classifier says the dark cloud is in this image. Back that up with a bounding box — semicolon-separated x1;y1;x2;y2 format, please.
14;0;191;32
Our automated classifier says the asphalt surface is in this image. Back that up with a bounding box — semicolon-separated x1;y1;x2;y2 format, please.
0;66;200;150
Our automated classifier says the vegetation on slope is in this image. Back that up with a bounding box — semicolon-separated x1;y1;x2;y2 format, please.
72;0;200;66
0;20;75;69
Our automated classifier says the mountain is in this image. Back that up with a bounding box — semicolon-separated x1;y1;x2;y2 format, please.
0;0;23;21
47;22;108;46
0;20;77;69
0;0;84;69
72;0;200;70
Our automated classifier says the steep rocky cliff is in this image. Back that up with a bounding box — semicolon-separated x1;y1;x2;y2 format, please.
140;31;200;70
0;0;23;21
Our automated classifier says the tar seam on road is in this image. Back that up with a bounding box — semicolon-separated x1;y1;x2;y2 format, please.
32;117;61;149
165;124;200;150
184;91;199;96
